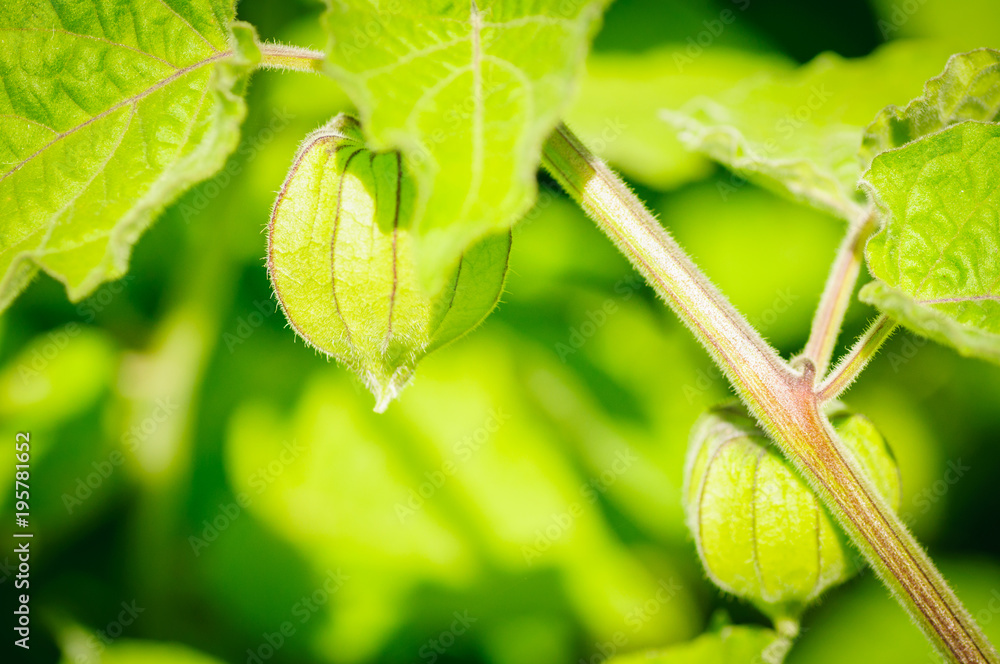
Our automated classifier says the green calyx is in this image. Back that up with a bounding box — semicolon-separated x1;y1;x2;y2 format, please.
268;114;511;412
683;401;901;623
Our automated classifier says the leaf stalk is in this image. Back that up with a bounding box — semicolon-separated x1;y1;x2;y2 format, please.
802;211;878;377
818;313;898;401
257;43;325;73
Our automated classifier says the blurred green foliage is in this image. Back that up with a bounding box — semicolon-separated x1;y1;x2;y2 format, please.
2;1;999;663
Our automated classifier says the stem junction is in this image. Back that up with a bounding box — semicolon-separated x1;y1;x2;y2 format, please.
542;123;997;664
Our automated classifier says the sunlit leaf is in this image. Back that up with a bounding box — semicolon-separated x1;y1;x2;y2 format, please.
567;47;792;189
0;0;259;311
861;48;1000;166
606;625;782;664
61;636;227;664
860;121;1000;364
662;42;959;221
321;0;609;288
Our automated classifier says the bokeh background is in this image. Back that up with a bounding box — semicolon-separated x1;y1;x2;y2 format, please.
4;0;1000;662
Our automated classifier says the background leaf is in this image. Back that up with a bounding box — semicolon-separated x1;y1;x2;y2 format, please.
567;47;792;190
860;121;1000;364
321;0;609;288
60;635;229;664
861;48;1000;166
870;0;1000;52
788;560;1000;664
0;0;258;312
606;625;781;664
4;2;1000;663
662;41;961;222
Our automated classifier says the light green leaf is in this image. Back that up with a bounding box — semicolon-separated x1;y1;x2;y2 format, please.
860;121;1000;364
862;48;1000;166
871;0;1000;52
60;635;227;664
606;625;783;664
0;0;258;312
662;41;961;221
567;47;792;189
321;0;608;287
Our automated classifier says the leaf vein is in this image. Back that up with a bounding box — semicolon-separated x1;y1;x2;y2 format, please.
152;0;219;53
0;50;230;184
37;103;137;257
0;28;180;69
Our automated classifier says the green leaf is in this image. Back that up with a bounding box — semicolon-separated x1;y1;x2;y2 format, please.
860;121;1000;365
606;625;782;664
871;0;1000;52
662;41;961;221
862;48;1000;166
566;47;793;189
61;636;228;664
0;0;258;312
321;0;608;287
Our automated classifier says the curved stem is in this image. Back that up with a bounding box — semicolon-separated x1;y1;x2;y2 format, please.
763;617;799;664
802;211;878;377
819;314;898;402
542;122;998;664
795;404;996;664
250;43;996;662
541;124;799;422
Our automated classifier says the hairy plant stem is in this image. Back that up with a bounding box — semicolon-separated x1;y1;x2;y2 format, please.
819;314;898;401
763;617;800;664
258;43;326;72
253;39;996;662
802;211;877;377
542;123;997;664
